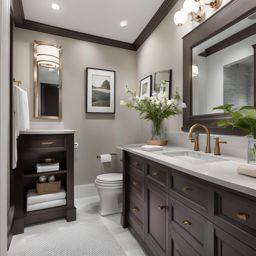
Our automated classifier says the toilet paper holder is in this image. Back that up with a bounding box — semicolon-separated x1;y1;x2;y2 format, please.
96;153;117;159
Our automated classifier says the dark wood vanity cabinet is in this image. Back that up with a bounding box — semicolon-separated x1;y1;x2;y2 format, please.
122;151;256;256
13;133;76;235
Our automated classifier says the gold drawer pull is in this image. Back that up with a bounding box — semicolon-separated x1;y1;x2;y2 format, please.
132;207;139;213
158;205;167;210
41;141;54;145
236;212;250;221
183;186;192;192
152;171;160;176
132;181;138;186
182;220;192;226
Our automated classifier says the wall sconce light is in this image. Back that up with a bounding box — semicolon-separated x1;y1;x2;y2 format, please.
35;43;60;68
174;0;223;26
192;65;199;77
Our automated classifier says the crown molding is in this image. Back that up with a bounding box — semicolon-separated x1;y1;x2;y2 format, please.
12;0;177;51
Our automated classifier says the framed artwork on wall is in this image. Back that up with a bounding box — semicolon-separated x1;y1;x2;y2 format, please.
153;69;172;99
140;75;152;97
86;68;116;113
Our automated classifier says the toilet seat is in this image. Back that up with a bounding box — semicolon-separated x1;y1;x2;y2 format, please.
96;173;123;183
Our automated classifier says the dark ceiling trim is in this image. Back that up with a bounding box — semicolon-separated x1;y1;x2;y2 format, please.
133;0;179;50
198;23;256;57
12;0;178;51
17;20;136;51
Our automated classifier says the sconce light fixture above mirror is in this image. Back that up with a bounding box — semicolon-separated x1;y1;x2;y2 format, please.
33;41;62;120
174;0;223;26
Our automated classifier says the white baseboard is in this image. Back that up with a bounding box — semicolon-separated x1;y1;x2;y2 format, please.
75;183;97;199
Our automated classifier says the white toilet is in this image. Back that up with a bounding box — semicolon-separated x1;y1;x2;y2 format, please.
95;173;123;216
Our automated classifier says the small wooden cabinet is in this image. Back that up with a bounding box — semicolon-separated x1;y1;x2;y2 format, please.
13;132;76;234
122;151;256;256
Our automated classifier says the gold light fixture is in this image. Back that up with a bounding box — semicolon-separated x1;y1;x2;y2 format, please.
174;0;223;26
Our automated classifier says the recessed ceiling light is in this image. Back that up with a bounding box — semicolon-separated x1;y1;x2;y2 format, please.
51;3;60;11
120;20;128;27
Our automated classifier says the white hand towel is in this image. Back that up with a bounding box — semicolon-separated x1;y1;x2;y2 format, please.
237;164;256;178
27;189;66;205
141;145;164;152
12;85;30;169
27;199;66;212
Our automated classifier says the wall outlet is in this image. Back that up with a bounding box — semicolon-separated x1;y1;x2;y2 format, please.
74;142;79;149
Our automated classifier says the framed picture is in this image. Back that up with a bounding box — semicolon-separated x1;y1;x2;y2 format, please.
153;70;172;99
140;75;152;97
86;68;115;113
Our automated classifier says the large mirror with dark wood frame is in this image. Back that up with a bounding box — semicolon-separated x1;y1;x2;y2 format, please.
183;0;256;134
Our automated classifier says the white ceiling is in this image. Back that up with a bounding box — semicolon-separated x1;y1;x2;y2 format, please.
22;0;165;43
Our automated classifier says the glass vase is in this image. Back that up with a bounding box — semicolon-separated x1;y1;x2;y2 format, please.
151;120;165;140
247;135;256;165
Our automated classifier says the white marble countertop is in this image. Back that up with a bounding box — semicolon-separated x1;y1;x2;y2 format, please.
20;129;75;135
122;144;256;197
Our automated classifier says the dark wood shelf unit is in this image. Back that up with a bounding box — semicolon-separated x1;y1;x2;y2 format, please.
12;133;76;235
24;170;67;178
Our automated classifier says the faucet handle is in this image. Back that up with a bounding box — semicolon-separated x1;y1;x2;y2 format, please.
190;132;200;151
214;137;227;155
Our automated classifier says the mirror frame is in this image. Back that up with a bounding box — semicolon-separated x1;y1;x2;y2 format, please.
33;40;62;120
183;0;256;135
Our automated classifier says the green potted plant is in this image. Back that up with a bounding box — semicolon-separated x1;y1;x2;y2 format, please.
213;104;256;164
120;87;185;145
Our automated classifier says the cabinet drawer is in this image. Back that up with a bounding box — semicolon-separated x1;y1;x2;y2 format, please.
129;196;144;224
170;229;201;256
171;173;209;210
171;199;208;249
24;135;65;149
215;190;256;234
127;154;143;172
129;171;144;200
146;162;168;188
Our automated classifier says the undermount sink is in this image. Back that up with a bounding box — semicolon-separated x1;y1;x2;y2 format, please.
162;151;227;165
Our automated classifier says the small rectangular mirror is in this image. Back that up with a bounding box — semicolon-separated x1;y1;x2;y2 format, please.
153;70;172;98
33;41;62;120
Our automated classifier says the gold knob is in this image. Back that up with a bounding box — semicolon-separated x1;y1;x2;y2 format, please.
132;207;139;213
152;171;160;176
183;186;192;192
236;212;250;221
41;141;54;145
158;205;167;210
182;220;192;225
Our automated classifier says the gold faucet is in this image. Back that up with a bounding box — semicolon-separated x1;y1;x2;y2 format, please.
188;123;211;153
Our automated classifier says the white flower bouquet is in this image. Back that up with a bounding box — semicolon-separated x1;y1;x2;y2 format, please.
120;87;186;141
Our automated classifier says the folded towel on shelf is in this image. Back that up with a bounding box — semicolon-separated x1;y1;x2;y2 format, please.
37;162;60;173
27;188;66;205
141;145;164;152
237;164;256;178
27;199;66;212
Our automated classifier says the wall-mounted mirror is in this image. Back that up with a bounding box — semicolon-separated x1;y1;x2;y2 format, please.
183;1;256;134
153;70;172;98
33;41;62;120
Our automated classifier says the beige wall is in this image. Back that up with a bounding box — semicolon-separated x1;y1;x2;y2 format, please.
137;0;231;140
13;28;141;185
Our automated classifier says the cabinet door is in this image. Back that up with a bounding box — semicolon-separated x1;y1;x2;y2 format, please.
145;180;168;256
214;226;256;256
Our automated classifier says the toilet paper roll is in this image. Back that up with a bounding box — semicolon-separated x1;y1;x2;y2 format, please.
100;154;112;163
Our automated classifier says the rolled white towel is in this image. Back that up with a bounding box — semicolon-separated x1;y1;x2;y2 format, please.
27;199;66;212
237;164;256;178
141;145;163;152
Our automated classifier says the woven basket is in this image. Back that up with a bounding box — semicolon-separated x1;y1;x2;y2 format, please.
36;181;61;195
146;139;168;146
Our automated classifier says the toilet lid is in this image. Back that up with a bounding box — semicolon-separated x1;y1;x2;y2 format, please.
96;173;123;183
